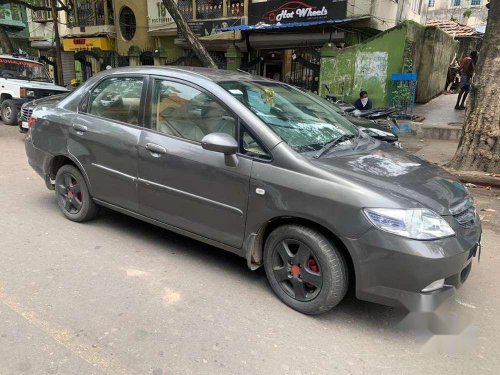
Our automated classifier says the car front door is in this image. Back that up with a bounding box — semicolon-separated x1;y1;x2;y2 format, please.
137;78;252;248
68;75;145;212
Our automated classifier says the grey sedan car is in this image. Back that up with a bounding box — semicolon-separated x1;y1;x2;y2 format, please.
25;67;481;315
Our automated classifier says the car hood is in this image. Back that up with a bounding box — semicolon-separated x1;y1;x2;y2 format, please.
28;93;69;107
310;143;469;215
4;78;68;91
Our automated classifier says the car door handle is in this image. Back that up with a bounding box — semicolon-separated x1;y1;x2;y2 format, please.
73;124;87;133
145;143;167;155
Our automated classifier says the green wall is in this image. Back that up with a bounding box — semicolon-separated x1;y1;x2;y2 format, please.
416;26;457;102
320;22;424;107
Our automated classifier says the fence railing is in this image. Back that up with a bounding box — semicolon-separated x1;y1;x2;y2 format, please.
179;0;246;21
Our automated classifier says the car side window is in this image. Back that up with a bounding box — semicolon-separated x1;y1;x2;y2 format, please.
88;77;143;125
240;124;271;161
150;79;237;143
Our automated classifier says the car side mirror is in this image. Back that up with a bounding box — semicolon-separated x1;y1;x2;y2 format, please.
201;132;239;167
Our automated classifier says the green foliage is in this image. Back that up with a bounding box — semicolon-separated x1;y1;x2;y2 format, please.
463;8;473;18
392;83;412;113
402;41;414;73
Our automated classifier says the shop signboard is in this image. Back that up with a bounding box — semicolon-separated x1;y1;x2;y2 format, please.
148;0;177;32
249;0;347;25
177;18;243;38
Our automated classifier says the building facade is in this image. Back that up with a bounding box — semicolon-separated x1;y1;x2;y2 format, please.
0;3;30;53
427;0;488;30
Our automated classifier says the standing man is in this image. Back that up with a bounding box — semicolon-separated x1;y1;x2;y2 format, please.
354;90;373;111
455;50;478;110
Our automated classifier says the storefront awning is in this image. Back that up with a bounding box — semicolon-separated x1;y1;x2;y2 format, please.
218;16;371;32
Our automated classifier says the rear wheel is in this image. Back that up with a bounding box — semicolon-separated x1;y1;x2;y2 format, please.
55;165;98;222
1;99;19;125
263;225;348;315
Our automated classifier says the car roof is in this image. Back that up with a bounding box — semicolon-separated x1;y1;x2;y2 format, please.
104;66;273;83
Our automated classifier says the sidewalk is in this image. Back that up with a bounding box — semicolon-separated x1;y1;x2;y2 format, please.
414;93;465;127
403;93;467;141
400;96;500;188
400;93;463;163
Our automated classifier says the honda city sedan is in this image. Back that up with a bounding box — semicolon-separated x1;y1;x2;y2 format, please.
25;67;481;315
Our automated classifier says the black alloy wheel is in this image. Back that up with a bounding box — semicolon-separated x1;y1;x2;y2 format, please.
264;225;348;315
272;239;323;301
56;172;83;215
54;165;99;222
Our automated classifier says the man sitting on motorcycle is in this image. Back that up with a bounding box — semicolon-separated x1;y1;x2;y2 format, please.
354;90;373;111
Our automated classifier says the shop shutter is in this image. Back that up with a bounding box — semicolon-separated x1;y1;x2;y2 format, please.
61;52;76;86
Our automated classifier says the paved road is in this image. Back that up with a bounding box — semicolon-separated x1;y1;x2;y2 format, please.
1;124;499;374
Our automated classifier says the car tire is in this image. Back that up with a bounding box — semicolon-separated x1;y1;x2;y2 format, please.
55;164;99;222
1;99;19;125
263;225;348;315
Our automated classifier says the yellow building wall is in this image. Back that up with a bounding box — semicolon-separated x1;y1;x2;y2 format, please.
114;0;156;56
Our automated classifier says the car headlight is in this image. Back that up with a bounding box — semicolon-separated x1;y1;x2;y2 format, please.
364;208;455;240
20;88;35;97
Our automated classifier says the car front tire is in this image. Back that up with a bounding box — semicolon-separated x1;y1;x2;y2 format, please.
1;99;19;125
263;225;348;315
55;165;99;222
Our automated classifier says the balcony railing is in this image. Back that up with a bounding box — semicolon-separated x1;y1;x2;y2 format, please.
31;0;52;22
178;0;246;21
75;0;113;27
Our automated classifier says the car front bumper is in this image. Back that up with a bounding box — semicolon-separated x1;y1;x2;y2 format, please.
344;221;481;311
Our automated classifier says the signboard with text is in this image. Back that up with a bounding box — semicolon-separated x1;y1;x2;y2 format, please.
178;18;243;38
147;0;177;32
249;0;347;25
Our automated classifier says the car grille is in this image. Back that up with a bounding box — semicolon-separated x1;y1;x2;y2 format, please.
450;198;476;228
21;106;33;122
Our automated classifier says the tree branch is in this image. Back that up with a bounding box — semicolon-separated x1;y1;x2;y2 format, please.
0;0;68;12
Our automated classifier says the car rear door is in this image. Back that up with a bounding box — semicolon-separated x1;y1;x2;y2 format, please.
137;77;252;248
68;75;146;212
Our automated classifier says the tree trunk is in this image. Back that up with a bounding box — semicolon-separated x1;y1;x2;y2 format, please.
449;1;500;172
161;0;218;69
50;0;64;85
0;26;14;54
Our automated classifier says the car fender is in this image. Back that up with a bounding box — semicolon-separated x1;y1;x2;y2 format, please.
45;151;94;196
0;87;19;102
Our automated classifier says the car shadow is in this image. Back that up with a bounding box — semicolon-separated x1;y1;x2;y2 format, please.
94;207;409;331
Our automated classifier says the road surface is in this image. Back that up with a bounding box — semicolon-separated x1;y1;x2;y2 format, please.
1;124;499;374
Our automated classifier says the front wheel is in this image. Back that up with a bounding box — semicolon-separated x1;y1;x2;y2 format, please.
1;99;19;125
55;165;99;222
263;225;348;315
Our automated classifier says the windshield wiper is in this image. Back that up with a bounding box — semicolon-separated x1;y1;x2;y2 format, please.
314;134;356;159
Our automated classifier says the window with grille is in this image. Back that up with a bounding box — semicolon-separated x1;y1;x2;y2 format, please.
471;0;481;5
451;0;461;7
31;0;52;22
77;0;108;26
428;0;435;8
119;6;136;41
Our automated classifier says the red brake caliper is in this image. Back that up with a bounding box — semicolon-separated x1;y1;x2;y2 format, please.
305;259;319;288
307;259;319;273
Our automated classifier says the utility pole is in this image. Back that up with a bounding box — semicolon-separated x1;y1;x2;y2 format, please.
50;0;64;85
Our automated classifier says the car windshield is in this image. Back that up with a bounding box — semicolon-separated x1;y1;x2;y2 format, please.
0;58;51;82
219;80;358;152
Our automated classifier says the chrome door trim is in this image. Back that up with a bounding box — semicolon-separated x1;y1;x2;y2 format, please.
91;163;137;182
137;178;244;217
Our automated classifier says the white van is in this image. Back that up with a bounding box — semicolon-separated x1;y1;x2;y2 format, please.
0;54;67;125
